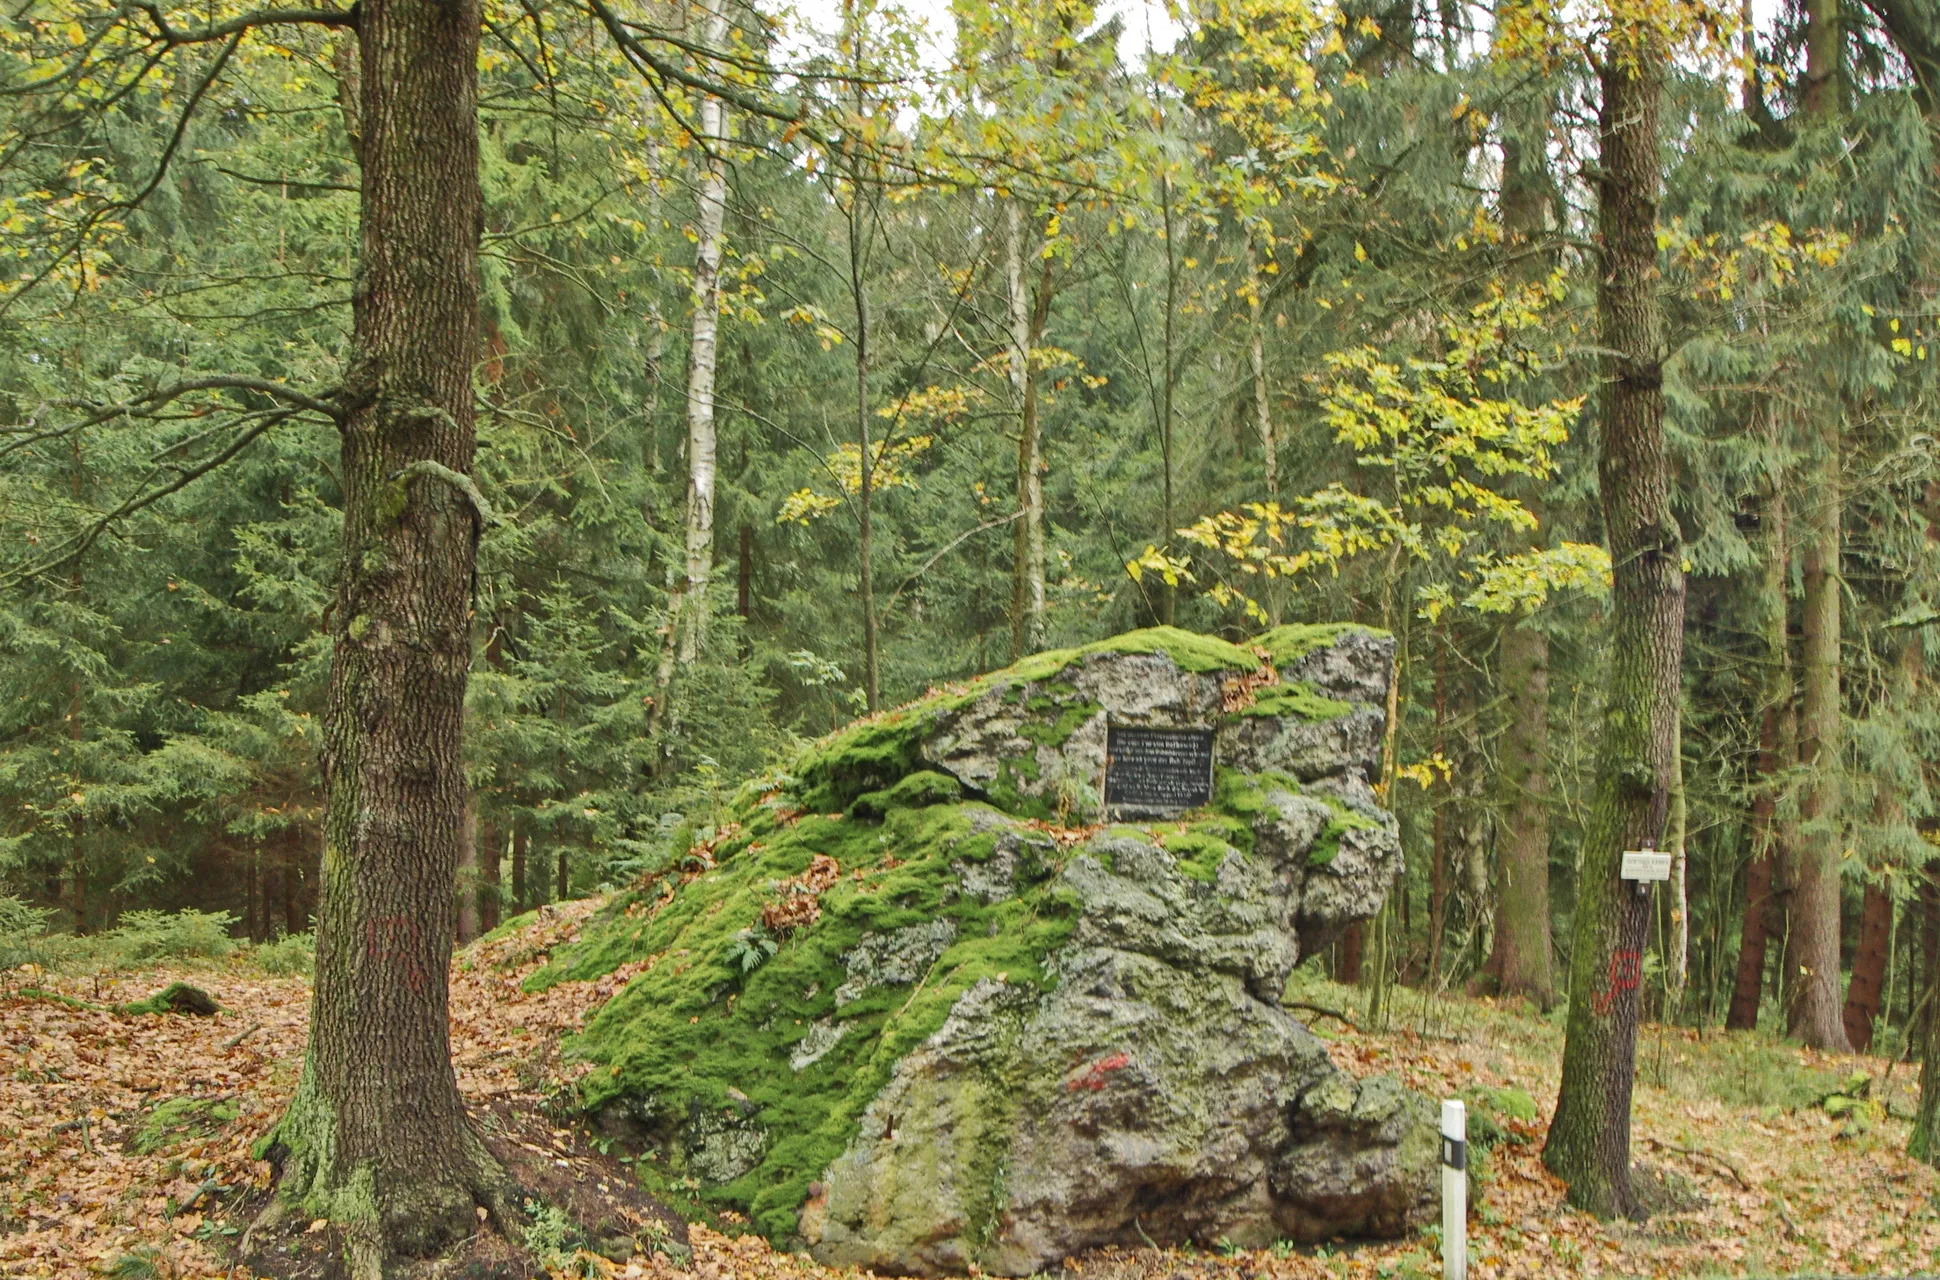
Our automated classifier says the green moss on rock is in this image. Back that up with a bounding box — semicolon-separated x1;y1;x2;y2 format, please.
849;770;963;820
1236;681;1354;721
546;800;1082;1241
1256;622;1386;666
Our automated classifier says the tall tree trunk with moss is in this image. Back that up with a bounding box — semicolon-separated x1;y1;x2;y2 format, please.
263;0;517;1267
1542;51;1685;1221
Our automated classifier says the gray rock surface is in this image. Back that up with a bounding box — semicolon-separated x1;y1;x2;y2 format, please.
805;804;1434;1275
592;627;1431;1277
801;629;1431;1276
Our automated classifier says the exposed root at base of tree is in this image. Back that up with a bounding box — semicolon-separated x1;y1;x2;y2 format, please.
235;1100;687;1280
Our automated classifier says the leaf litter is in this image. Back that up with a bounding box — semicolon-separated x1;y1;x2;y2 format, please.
5;904;1940;1277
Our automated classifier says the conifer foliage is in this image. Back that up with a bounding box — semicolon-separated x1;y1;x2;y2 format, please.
12;0;1940;1250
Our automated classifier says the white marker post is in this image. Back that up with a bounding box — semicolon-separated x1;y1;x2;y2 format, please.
1441;1099;1466;1280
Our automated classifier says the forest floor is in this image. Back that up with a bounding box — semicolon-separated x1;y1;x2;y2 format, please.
5;899;1939;1279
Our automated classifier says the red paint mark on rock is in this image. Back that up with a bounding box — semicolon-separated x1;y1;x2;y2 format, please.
1067;1052;1131;1092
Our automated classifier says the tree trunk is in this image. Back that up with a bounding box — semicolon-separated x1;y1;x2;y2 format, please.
650;11;729;737
1846;638;1917;1049
1787;431;1849;1050
1246;239;1277;506
263;0;511;1265
1543;53;1685;1221
1669;711;1689;1002
850;188;880;712
1338;921;1364;983
1781;0;1852;1057
456;799;479;944
1846;878;1893;1052
556;849;569;902
1006;200;1049;658
1489;617;1553;1006
478;823;502;935
1728;474;1790;1030
1914;852;1940;1162
512;827;529;917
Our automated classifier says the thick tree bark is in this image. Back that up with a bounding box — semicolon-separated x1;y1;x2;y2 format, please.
264;0;511;1266
1489;617;1553;1006
1543;53;1685;1221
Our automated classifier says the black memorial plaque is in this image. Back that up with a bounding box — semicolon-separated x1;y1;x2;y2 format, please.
1104;725;1215;812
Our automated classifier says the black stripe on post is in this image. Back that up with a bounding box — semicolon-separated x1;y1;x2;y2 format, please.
1441;1136;1466;1171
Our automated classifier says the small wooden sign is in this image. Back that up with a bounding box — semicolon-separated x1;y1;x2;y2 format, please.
1619;851;1673;883
1104;725;1215;813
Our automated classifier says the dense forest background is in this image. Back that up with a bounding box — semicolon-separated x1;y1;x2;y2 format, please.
6;0;1940;1066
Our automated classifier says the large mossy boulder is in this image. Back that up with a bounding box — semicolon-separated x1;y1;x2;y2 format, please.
537;625;1435;1275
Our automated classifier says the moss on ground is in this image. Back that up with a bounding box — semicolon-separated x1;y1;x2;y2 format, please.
118;982;219;1016
134;1096;240;1155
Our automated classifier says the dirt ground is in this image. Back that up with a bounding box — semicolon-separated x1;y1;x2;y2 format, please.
5;901;1939;1279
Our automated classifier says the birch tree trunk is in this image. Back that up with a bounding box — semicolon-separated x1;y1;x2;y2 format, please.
651;5;729;738
1006;199;1047;658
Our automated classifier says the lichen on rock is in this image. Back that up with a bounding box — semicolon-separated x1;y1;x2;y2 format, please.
541;626;1436;1275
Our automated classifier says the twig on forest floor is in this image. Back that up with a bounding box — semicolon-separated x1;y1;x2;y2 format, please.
1772;1195;1807;1241
1644;1136;1750;1189
52;1113;96;1154
1286;1001;1356;1028
222;1021;265;1049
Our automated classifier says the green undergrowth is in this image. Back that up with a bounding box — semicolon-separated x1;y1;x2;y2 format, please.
535;797;1082;1242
